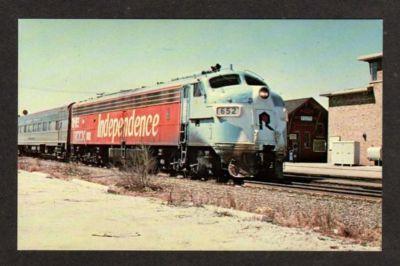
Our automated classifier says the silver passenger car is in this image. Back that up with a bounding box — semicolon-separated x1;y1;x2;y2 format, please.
18;105;70;158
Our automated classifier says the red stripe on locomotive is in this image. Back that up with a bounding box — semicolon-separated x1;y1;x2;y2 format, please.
70;103;181;146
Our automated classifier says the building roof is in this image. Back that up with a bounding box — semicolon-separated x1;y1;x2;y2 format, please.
284;97;312;114
357;52;383;62
320;86;372;97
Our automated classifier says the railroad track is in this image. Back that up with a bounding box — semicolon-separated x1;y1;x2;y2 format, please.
245;178;382;198
19;156;382;198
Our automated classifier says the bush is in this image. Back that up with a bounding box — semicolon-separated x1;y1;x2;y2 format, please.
116;145;157;191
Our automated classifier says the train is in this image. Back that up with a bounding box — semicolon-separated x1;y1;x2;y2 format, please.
18;65;287;181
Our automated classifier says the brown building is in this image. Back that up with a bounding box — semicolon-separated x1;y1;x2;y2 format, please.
321;52;382;165
285;97;328;162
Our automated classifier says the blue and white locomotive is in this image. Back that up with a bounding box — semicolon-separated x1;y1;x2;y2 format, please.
166;65;287;180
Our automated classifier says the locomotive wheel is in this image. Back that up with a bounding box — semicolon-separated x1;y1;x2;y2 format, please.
216;170;229;183
273;161;284;180
193;159;209;181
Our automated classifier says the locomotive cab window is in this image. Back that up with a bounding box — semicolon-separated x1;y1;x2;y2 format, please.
193;83;204;97
244;75;266;86
271;94;285;107
183;85;190;99
209;74;240;88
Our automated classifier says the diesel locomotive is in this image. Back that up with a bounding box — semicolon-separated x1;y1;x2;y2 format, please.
18;66;287;180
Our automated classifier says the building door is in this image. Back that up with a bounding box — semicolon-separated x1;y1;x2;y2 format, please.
300;131;311;161
287;132;299;161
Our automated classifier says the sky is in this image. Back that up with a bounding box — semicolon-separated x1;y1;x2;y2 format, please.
18;19;382;114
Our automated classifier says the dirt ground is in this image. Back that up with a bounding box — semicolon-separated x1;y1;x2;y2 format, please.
18;170;379;251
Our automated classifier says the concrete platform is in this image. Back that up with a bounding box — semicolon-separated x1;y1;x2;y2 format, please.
283;162;382;181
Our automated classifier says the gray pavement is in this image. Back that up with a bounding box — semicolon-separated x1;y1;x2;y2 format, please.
283;162;382;180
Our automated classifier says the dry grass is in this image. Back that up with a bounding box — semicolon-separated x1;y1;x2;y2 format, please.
17;156;381;245
113;145;160;192
64;162;90;177
18;158;42;172
247;204;381;245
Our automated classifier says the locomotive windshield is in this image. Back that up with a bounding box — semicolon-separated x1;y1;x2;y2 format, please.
271;94;285;107
244;74;266;86
209;74;241;88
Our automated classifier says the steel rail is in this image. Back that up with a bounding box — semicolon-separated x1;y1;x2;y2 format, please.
244;180;382;198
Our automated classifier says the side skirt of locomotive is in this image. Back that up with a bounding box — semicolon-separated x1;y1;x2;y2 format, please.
68;144;223;178
19;142;283;181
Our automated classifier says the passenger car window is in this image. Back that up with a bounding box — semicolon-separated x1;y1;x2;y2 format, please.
244;75;266;86
56;121;62;130
209;74;240;88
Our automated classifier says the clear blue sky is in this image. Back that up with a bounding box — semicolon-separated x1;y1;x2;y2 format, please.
18;19;382;114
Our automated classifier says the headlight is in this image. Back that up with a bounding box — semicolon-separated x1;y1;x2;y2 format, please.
259;87;270;99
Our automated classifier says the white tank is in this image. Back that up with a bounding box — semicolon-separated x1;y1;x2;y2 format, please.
367;146;382;161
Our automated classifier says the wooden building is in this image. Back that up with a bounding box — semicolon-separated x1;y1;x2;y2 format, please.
285;97;328;162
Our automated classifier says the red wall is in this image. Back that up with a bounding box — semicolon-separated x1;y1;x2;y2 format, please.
287;103;328;162
70;103;181;146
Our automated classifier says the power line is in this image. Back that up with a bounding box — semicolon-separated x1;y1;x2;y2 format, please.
21;87;104;94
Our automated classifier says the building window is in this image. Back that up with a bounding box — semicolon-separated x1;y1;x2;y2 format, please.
329;90;375;107
313;139;327;152
304;132;311;149
370;62;378;81
369;60;382;81
24;125;27;133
